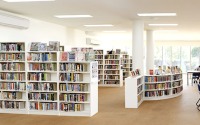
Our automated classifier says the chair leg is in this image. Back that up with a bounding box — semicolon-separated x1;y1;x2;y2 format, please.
196;98;200;106
197;105;200;111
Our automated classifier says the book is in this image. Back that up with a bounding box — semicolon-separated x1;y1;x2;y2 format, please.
38;43;47;51
30;42;40;51
60;52;68;61
49;41;60;51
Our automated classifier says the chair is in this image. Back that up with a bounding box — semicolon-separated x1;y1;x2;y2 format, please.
196;84;200;111
192;73;199;84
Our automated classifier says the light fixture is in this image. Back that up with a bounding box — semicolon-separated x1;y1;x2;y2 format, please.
103;31;126;33
154;30;178;32
84;24;113;27
137;13;176;16
3;0;55;2
148;24;178;26
54;15;92;18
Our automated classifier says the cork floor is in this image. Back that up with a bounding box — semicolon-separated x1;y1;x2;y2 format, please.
0;75;200;125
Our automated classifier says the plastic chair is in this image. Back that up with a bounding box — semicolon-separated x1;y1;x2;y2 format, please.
196;84;200;111
192;73;199;84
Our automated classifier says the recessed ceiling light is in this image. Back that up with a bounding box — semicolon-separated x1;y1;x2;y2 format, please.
103;31;126;33
84;24;113;27
137;13;176;16
154;30;178;32
54;15;92;18
3;0;55;2
148;24;178;26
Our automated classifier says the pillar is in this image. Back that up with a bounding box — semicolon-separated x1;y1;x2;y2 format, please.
146;30;154;74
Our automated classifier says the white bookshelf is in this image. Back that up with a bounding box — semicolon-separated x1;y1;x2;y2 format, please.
58;61;98;116
121;54;131;81
94;50;104;85
0;42;26;113
144;73;183;100
27;51;58;115
125;76;144;108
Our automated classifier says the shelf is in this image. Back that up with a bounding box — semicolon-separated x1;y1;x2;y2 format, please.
59;101;90;104
0;71;25;73
59;61;91;64
0;99;26;101
0;61;25;63
28;100;57;102
0;90;26;92
28;90;57;93
59;81;90;84
59;71;90;74
0;51;25;53
28;71;57;73
0;80;26;82
60;91;90;94
27;61;57;63
145;88;172;91
27;81;57;83
144;81;171;84
144;92;182;100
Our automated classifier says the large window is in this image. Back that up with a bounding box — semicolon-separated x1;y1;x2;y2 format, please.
154;46;200;73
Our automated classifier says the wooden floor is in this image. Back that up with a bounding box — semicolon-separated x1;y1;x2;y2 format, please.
0;75;200;125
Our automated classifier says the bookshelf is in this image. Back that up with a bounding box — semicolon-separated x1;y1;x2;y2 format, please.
59;60;98;116
144;73;183;100
121;53;131;81
94;49;123;87
27;51;58;115
125;76;144;108
0;42;26;114
94;50;104;85
101;51;123;87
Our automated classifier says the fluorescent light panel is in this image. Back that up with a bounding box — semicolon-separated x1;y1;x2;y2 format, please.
148;24;178;26
3;0;55;2
55;15;92;18
84;24;113;27
137;13;176;16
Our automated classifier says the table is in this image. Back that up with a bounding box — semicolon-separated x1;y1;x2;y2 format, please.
187;71;200;85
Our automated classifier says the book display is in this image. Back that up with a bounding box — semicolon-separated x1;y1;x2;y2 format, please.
120;52;132;81
125;73;183;108
94;49;123;87
0;42;26;114
0;43;98;117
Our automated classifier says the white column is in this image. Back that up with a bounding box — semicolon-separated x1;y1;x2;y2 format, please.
146;30;154;74
132;20;144;75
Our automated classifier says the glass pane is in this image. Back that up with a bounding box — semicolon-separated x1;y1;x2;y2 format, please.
163;46;172;67
172;46;180;67
154;46;162;69
181;46;190;72
191;46;200;70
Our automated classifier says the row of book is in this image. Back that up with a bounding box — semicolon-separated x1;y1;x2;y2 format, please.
105;55;120;59
121;60;129;63
96;60;103;65
59;63;86;72
29;102;57;110
29;63;56;71
27;83;56;91
95;55;103;59
59;73;82;82
137;92;143;103
59;83;87;92
98;65;103;69
0;53;24;61
104;75;119;80
172;81;183;87
145;76;171;82
145;83;171;90
145;90;171;97
104;81;119;84
0;73;25;81
3;101;25;109
173;74;182;80
27;73;51;81
60;103;83;112
27;53;56;62
172;86;183;94
28;93;56;101
137;85;143;94
105;60;119;64
1;92;23;99
104;65;119;69
0;82;26;90
59;94;87;102
0;43;24;51
94;50;103;54
104;70;119;74
0;63;24;71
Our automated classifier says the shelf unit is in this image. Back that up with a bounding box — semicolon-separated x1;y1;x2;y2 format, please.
27;51;58;115
0;42;26;114
121;54;131;81
144;73;183;100
94;50;104;85
125;76;144;108
59;61;98;116
125;73;183;108
94;49;123;87
0;43;98;117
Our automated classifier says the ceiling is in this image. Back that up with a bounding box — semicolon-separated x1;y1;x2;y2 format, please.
0;0;200;40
